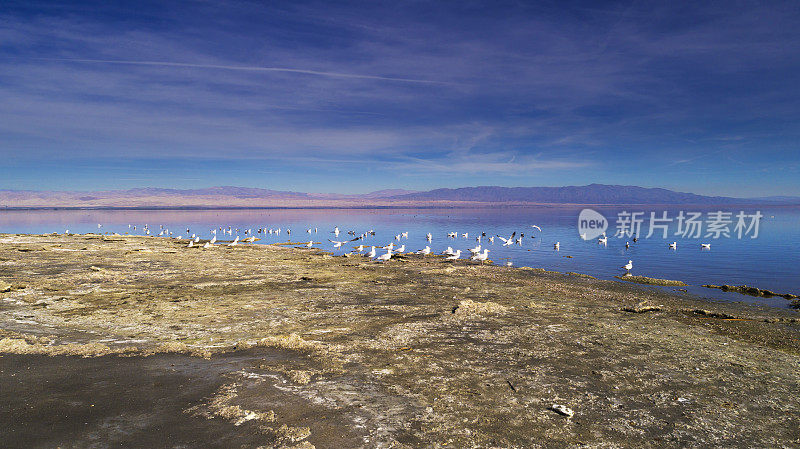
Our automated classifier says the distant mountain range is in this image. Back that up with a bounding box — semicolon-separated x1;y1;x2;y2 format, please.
0;184;795;208
390;184;742;204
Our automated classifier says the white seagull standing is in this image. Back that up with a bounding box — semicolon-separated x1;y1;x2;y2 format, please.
229;236;239;246
471;248;489;263
446;250;462;260
416;246;431;255
394;244;406;253
376;249;393;262
621;260;633;274
306;241;314;248
365;246;377;258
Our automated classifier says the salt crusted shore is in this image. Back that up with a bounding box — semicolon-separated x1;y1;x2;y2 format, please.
0;233;798;448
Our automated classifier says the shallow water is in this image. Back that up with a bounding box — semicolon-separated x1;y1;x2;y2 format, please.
1;206;798;308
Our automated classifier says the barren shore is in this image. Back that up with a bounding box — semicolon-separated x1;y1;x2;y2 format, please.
0;233;798;448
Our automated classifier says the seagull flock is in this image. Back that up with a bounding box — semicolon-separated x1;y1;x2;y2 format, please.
76;222;714;275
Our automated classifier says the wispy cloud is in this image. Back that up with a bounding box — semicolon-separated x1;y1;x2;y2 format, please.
397;151;591;175
30;57;460;85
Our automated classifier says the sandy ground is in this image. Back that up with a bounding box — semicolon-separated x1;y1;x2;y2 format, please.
0;233;798;448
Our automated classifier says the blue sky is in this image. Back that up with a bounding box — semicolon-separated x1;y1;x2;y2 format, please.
1;0;799;196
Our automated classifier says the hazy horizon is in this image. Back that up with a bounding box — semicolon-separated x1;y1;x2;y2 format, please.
0;182;795;199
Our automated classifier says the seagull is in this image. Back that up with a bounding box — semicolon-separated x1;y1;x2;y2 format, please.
505;261;513;267
306;241;314;248
376;249;393;262
469;244;482;255
203;242;211;248
401;232;408;239
701;243;711;249
416;246;431;255
488;236;495;244
356;244;364;252
447;232;457;238
462;233;468;239
194;236;200;243
531;225;542;232
598;236;608;245
395;244;406;253
471;249;489;263
580;233;587;240
497;231;516;245
244;236;256;243
441;246;455;255
426;233;432;242
209;236;217;244
669;242;677;249
187;240;194;247
516;237;523;245
229;236;239;246
625;241;630;249
333;227;340;237
621;260;633;274
329;239;347;248
554;242;560;251
446;250;462;260
365;246;377;258
382;242;395;250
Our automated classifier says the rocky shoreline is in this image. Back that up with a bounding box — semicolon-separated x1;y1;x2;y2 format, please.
1;233;798;448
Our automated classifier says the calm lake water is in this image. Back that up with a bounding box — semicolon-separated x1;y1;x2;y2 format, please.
2;206;798;309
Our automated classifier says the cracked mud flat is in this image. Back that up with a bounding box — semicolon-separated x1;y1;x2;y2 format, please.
0;233;798;448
